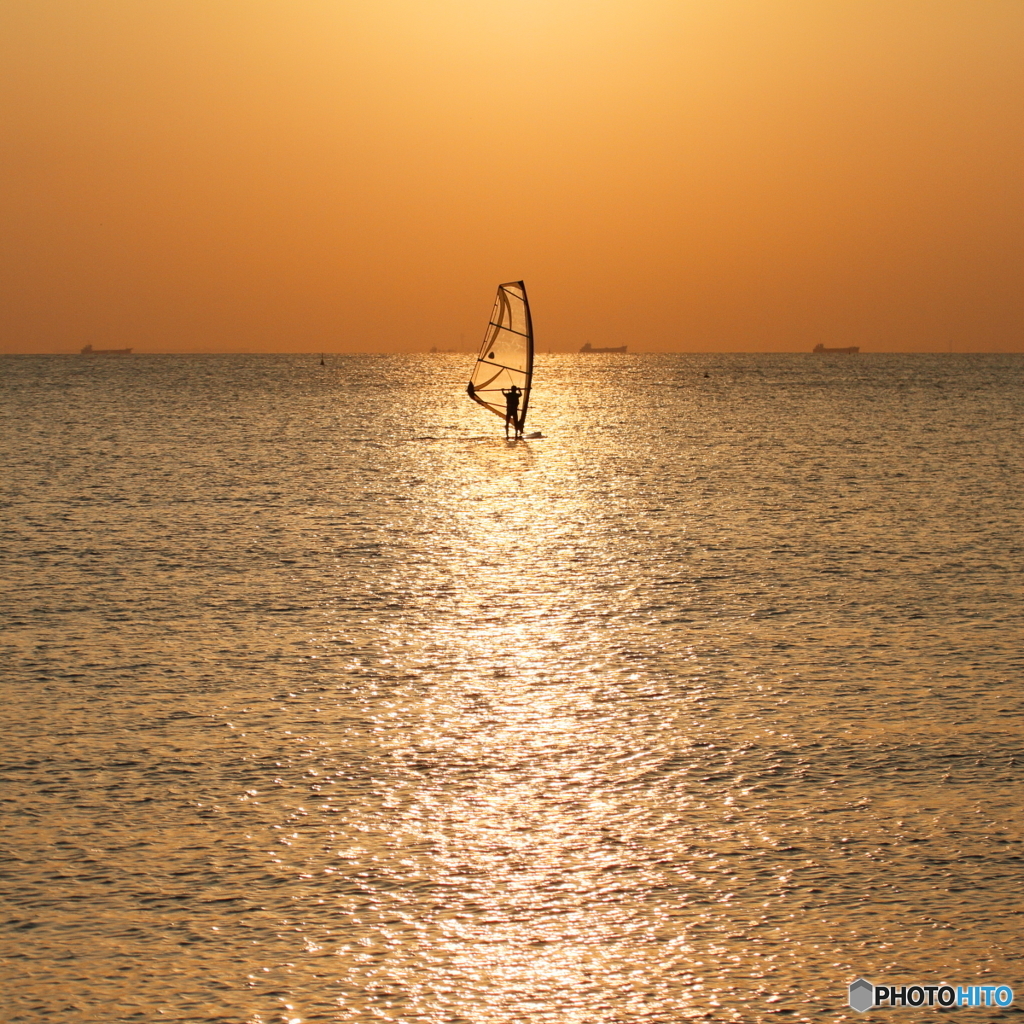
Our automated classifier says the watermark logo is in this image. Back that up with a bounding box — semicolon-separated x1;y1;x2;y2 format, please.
849;978;874;1013
849;978;1014;1012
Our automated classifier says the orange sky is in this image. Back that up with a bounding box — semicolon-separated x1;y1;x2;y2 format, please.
2;0;1021;354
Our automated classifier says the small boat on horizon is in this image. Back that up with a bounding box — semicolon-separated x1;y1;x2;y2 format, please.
580;342;627;354
813;344;859;354
81;344;132;355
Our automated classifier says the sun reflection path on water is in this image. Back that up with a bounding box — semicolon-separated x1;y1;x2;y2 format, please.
289;416;883;1024
297;432;714;1021
370;440;689;1020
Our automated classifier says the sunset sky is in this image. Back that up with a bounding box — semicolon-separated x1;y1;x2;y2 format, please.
2;1;1021;354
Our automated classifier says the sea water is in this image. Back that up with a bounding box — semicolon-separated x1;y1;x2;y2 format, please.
1;353;1021;1023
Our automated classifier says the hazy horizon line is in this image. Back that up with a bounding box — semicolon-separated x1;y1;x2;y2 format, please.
3;348;1022;357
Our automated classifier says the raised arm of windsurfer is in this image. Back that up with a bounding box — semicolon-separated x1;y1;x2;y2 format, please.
501;384;522;438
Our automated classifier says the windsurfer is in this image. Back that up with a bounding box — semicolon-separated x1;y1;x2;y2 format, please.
502;385;522;438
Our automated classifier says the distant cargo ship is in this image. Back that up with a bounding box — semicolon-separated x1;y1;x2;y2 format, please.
580;342;627;354
813;344;859;354
81;344;132;355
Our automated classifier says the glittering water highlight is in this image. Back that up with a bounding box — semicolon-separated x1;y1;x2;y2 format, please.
1;353;1021;1022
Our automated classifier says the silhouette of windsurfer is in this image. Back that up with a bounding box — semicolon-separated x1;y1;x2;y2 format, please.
502;384;522;438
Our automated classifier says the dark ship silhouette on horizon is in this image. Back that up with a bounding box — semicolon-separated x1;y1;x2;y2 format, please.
813;343;859;354
81;344;132;355
580;342;627;354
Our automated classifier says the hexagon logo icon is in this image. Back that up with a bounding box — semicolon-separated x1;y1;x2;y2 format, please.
849;978;874;1013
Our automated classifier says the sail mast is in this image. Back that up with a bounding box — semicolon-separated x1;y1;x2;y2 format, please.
520;282;534;428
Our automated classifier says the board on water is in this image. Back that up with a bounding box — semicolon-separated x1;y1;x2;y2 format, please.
466;281;533;434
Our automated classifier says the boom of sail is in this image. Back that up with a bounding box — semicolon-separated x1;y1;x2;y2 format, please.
467;281;533;432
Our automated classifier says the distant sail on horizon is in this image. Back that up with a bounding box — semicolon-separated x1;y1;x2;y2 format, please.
466;281;533;433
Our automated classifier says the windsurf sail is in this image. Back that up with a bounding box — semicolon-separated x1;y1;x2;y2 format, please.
467;280;533;433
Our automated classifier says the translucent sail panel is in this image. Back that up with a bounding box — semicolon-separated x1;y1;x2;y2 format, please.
468;280;533;428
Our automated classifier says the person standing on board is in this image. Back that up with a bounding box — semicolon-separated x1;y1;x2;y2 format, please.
501;384;522;438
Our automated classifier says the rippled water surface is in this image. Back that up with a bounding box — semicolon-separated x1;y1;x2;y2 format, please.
2;353;1022;1023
